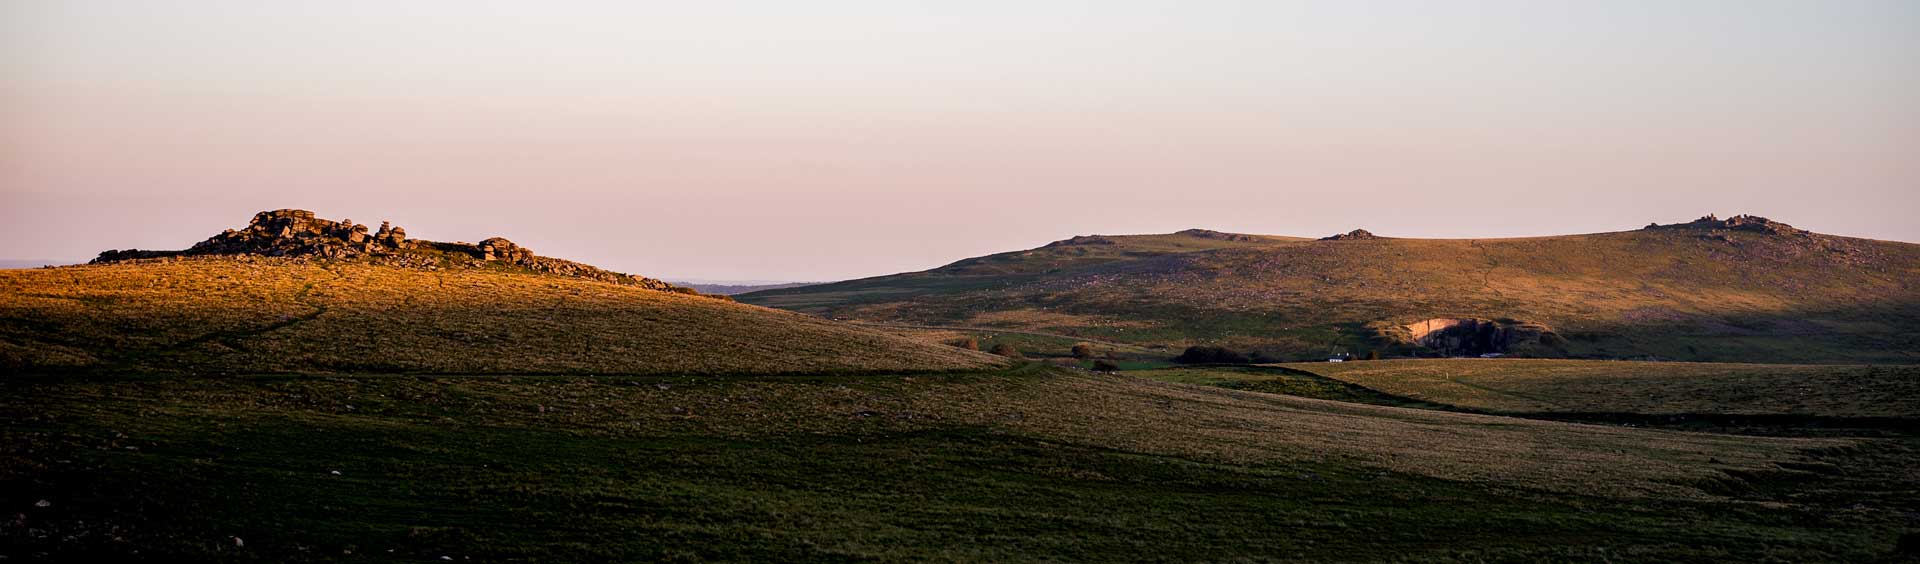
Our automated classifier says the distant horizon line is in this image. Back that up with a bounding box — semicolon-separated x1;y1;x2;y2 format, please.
10;212;1917;278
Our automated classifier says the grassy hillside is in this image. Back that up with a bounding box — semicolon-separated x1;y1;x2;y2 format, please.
0;258;1004;375
1282;359;1920;419
6;367;1918;561
742;218;1920;363
8;212;1920;561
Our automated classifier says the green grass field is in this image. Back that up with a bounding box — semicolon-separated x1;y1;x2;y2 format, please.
6;366;1918;562
1282;359;1920;419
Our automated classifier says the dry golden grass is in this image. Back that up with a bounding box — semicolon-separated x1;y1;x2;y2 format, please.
746;227;1920;363
0;258;1005;374
1284;359;1920;418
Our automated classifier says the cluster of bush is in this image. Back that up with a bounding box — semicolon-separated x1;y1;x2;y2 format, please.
945;338;1121;372
1172;346;1256;364
1173;345;1382;364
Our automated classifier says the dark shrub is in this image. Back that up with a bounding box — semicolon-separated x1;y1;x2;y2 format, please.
948;337;981;351
1091;359;1121;372
988;343;1024;358
1070;343;1095;359
1173;346;1248;364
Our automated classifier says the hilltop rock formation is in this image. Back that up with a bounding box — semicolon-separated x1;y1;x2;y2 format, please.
1176;229;1260;242
92;209;680;291
1044;235;1119;247
1321;229;1378;241
1645;214;1807;237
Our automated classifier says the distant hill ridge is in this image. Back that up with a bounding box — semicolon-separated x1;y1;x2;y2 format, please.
92;209;685;292
674;281;822;295
742;215;1920;364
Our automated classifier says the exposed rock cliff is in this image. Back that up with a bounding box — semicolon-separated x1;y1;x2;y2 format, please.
1373;318;1566;357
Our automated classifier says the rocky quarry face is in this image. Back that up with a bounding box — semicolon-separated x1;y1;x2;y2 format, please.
1394;318;1565;357
92;209;679;292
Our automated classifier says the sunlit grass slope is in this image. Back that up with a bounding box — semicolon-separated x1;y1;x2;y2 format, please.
742;222;1920;363
0;258;1005;375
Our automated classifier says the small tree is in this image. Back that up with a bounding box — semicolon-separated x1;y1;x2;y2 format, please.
988;343;1024;359
1173;346;1249;364
1070;343;1095;359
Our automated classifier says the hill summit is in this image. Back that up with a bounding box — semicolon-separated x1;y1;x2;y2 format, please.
7;209;1008;374
742;215;1920;363
93;209;679;291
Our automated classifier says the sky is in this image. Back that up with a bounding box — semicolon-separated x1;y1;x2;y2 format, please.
3;1;1916;281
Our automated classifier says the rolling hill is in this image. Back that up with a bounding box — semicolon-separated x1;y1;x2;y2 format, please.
5;211;1919;560
741;216;1920;364
0;210;1004;375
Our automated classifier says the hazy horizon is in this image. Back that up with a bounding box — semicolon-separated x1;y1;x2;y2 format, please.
5;1;1917;281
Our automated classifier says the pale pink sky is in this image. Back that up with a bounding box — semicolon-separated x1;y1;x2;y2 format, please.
3;1;1917;281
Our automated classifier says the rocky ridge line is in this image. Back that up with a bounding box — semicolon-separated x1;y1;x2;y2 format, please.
92;209;686;292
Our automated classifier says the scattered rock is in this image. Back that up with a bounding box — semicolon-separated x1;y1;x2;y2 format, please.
1044;235;1118;247
1176;229;1260;242
1644;214;1806;236
477;237;531;262
1321;229;1378;241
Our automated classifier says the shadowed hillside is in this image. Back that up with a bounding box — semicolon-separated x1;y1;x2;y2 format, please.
1282;359;1920;419
9;366;1920;561
742;216;1920;363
